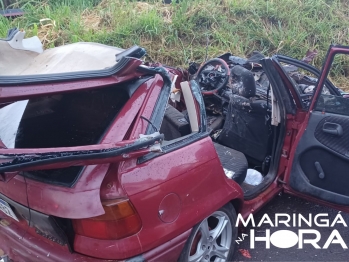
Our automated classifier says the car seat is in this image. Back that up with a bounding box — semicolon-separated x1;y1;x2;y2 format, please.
218;65;272;167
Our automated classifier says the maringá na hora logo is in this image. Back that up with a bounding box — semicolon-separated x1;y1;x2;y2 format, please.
235;213;348;249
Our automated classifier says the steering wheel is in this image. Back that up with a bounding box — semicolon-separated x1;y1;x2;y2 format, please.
194;58;230;95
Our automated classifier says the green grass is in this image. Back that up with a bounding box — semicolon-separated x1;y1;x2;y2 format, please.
1;0;349;88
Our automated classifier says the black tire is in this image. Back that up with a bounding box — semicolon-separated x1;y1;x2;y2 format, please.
178;203;238;262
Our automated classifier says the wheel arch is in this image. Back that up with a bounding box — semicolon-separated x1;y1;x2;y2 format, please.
229;197;243;215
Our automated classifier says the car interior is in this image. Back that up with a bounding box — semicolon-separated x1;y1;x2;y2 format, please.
158;54;277;196
159;53;343;199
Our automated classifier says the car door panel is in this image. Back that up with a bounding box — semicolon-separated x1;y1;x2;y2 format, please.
286;45;349;207
314;114;349;157
289;111;349;205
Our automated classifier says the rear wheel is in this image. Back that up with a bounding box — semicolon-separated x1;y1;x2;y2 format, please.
179;204;237;262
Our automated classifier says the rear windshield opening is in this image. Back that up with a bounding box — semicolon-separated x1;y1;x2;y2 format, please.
0;84;131;186
15;86;129;148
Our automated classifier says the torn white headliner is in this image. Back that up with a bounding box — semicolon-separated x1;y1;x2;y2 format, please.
0;31;124;76
0;100;28;148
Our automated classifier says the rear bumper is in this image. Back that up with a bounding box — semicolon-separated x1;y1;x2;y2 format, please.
126;229;191;262
0;217;96;262
0;216;190;262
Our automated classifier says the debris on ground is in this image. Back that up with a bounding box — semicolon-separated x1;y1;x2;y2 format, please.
239;249;252;259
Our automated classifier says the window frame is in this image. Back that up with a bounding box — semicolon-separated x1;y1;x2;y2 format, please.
274;55;343;111
309;45;349;112
138;79;209;164
309;45;349;116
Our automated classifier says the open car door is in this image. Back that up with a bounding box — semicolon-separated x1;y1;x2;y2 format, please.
283;45;349;211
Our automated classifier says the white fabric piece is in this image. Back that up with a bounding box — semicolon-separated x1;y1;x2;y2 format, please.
244;169;263;186
271;84;281;126
180;81;199;133
0;100;28;148
223;168;235;179
7;31;43;53
170;75;181;102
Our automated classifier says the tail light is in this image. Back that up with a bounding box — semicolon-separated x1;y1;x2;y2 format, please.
72;198;142;240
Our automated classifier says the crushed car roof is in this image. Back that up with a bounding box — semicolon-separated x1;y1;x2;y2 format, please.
0;30;124;76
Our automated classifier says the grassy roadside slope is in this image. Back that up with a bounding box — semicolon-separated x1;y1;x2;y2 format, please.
1;0;349;86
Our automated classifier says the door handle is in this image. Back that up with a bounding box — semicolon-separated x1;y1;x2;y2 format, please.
322;122;343;136
314;162;325;179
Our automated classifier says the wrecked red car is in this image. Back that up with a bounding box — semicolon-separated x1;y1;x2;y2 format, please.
0;28;349;262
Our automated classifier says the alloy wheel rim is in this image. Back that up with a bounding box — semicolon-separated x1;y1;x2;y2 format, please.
188;211;232;262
